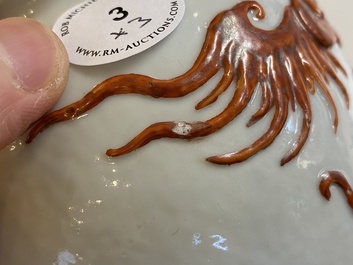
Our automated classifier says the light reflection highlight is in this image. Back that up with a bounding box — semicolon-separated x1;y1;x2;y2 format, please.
77;113;88;120
53;250;76;265
94;154;132;189
192;233;229;251
68;199;104;234
8;139;23;152
192;233;202;246
101;175;132;189
210;234;229;251
72;217;84;225
112;180;119;187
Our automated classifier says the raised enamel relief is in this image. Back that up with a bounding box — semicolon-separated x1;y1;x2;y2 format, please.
27;0;353;208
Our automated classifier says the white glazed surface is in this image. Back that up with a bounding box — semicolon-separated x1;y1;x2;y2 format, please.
1;1;353;265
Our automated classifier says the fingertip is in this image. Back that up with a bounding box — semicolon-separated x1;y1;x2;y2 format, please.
0;17;70;150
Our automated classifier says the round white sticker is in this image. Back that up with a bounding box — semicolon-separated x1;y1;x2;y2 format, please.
53;0;185;66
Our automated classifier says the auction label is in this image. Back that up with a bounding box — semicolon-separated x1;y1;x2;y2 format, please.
53;0;185;66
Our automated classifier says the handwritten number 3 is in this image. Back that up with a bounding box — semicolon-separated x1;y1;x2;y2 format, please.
109;7;129;21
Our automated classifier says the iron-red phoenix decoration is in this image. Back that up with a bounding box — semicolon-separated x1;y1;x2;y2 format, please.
27;0;349;166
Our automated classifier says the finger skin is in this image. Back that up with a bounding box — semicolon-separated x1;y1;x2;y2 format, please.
0;17;69;150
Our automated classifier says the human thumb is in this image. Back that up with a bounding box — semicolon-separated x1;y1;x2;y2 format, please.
0;17;69;150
